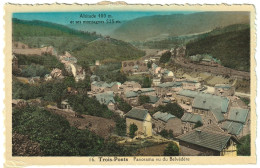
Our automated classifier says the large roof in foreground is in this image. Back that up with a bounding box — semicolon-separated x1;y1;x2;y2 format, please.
177;124;237;152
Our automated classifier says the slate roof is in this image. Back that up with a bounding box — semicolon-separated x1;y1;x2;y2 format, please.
92;81;121;88
95;91;115;105
193;94;229;113
149;95;160;104
221;121;244;135
157;82;182;88
141;88;155;93
228;108;249;123
177;90;230;112
177;90;199;98
125;108;149;121
181;113;202;123
125;91;138;98
215;84;232;89
211;108;225;122
153;111;176;122
177;124;236;152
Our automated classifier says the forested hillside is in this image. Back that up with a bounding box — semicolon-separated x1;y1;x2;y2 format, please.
12;19;145;64
186;24;250;71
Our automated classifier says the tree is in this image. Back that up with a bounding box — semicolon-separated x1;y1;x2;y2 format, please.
159;51;171;63
142;76;151;88
237;134;251;156
138;95;150;105
129;123;138;138
163;142;179;156
194;121;203;128
156;103;184;118
147;61;152;69
48;82;67;108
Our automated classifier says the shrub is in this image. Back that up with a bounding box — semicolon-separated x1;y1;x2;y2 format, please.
164;142;179;156
129;123;138;138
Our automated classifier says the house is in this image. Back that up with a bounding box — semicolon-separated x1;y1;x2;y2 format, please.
61;99;72;110
121;60;147;74
177;90;230;126
94;91;116;111
177;124;239;156
75;66;85;82
125;108;152;137
91;81;121;93
148;95;160;107
152;77;161;86
162;70;174;77
50;68;64;79
155;82;182;97
221;107;250;138
153;111;182;136
44;74;52;81
119;81;141;93
214;84;235;96
182;80;201;91
28;76;41;84
181;112;202;134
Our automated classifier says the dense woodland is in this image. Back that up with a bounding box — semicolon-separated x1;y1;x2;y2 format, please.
186;24;250;71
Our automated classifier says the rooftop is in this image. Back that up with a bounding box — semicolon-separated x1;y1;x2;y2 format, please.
125;108;149;121
178;90;230;113
221;121;244;135
153;111;176;122
181;112;202;123
92;81;121;88
157;82;182;88
148;95;160;104
95;91;115;105
177;124;237;152
228;108;249;123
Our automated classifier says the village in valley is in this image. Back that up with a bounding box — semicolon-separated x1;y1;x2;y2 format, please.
11;12;251;157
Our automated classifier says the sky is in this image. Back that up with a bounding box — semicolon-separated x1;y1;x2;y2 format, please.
12;11;196;25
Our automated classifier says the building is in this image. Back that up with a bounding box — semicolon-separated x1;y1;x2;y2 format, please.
123;88;156;106
177;90;230;126
155;82;182;97
125;108;152;137
91;81;121;93
121;60;147;74
182;80;201;91
177;124;239;156
94;91;116;111
152;77;161;86
119;81;141;93
153;111;182;136
50;68;64;79
44;74;51;81
61;99;72;110
221;107;250;138
214;84;235;97
181;112;202;134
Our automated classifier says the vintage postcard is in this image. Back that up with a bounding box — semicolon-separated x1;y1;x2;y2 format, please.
4;2;256;167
